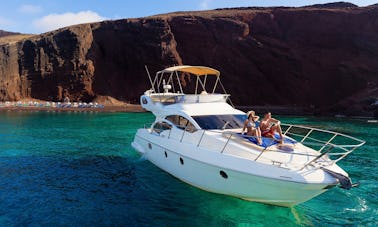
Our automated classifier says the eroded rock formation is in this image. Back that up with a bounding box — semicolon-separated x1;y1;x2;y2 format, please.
0;3;377;116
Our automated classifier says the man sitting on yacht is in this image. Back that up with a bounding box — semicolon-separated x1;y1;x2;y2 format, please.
242;110;262;145
260;112;283;143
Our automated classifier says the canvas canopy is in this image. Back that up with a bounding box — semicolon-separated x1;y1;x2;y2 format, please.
159;65;220;76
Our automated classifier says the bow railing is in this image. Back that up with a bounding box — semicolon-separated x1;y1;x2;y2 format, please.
143;122;365;169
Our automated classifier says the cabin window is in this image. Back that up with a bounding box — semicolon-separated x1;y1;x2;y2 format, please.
192;114;246;130
152;121;172;134
165;115;197;133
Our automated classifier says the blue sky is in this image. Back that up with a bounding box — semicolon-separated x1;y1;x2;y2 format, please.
0;0;376;34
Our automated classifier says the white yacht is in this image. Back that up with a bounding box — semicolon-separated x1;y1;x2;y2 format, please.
131;65;365;207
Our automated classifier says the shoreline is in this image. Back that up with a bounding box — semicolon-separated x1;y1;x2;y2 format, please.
0;104;375;119
0;104;146;113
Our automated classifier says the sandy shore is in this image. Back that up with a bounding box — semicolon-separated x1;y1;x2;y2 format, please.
0;96;148;113
0;104;146;113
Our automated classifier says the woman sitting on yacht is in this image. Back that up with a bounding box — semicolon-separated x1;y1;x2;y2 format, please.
242;110;262;145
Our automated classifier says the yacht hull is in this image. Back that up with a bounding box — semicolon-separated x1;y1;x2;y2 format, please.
132;134;333;207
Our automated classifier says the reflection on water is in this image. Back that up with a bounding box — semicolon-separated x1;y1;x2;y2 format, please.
0;112;376;226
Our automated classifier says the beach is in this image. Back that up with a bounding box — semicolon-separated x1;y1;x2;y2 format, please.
0;104;145;113
0;97;146;113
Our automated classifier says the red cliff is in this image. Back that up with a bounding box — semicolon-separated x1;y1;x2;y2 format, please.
0;3;377;116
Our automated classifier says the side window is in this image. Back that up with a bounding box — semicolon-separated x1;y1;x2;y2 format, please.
152;122;172;134
178;117;189;130
185;122;197;133
166;115;179;126
165;115;197;133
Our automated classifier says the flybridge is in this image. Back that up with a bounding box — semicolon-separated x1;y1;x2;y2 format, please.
143;65;232;106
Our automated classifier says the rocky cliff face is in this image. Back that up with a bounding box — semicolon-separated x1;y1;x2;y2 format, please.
0;19;181;102
0;4;377;116
0;30;19;38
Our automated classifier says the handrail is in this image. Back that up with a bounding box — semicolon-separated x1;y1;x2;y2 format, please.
254;136;279;161
301;129;313;142
221;133;233;153
180;126;186;142
283;125;292;135
281;123;365;145
319;134;338;152
149;93;230;105
300;145;334;170
197;130;206;147
144;122;365;170
278;123;365;168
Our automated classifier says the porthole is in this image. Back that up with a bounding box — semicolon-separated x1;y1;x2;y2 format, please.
142;97;148;104
220;170;228;179
164;151;167;158
180;157;184;165
148;143;152;149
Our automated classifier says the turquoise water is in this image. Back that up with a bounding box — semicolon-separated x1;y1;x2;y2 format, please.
0;112;376;226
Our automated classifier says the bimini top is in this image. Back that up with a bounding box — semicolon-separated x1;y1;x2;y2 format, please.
159;65;220;76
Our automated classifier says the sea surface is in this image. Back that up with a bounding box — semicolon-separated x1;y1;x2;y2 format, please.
0;112;376;226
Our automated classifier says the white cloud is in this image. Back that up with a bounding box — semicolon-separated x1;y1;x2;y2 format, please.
33;11;106;33
199;0;213;10
19;4;42;14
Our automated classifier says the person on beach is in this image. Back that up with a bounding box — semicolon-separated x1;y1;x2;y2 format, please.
242;110;262;145
260;112;283;143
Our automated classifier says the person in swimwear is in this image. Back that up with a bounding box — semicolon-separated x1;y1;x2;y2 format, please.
260;112;283;143
242;110;262;145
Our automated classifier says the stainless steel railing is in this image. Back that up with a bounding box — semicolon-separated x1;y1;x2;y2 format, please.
280;123;365;169
142;122;365;169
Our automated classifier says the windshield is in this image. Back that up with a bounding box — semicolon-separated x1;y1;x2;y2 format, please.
192;114;246;130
